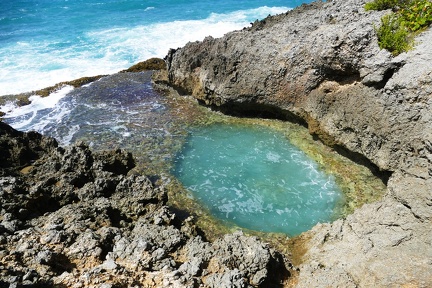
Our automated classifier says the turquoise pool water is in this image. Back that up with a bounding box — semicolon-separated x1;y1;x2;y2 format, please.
173;123;343;236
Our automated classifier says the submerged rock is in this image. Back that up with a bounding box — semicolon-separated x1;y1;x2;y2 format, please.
0;122;289;287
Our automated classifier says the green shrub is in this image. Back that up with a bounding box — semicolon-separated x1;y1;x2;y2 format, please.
366;0;431;55
365;0;404;11
375;14;411;55
400;0;432;31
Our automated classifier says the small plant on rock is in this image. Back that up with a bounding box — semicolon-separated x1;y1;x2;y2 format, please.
365;0;406;11
375;14;411;55
400;0;432;31
365;0;432;55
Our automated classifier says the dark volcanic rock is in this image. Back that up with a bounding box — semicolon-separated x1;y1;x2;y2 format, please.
0;122;289;287
0;121;58;173
163;0;432;286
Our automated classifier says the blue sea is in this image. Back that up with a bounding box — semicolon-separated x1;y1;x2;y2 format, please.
0;0;311;96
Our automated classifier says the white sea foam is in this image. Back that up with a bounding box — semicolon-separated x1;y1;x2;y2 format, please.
0;6;289;96
219;201;235;218
266;151;281;162
2;85;73;118
112;125;132;137
1;85;74;130
61;124;80;146
0;102;17;115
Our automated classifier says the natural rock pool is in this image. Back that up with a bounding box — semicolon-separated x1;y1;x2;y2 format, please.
1;71;386;239
173;123;343;236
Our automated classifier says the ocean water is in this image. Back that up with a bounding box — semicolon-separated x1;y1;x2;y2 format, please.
0;0;311;96
1;72;174;147
173;124;343;236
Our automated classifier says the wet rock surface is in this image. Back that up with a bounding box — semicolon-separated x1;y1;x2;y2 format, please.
0;122;289;287
164;0;432;286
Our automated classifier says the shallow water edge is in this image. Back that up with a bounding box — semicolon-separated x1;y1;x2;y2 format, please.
1;70;387;253
153;82;387;240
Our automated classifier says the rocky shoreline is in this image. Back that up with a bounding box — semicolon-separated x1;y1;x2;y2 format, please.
160;0;432;286
1;0;431;286
0;121;290;287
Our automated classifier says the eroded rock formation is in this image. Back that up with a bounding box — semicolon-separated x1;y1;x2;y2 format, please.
0;122;288;287
2;0;431;286
163;0;432;286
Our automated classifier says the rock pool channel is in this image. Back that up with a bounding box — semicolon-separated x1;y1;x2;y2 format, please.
1;71;386;239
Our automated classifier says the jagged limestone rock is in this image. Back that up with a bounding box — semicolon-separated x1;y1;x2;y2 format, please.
165;0;432;286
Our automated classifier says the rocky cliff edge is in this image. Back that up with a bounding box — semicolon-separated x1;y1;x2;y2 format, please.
163;0;432;286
